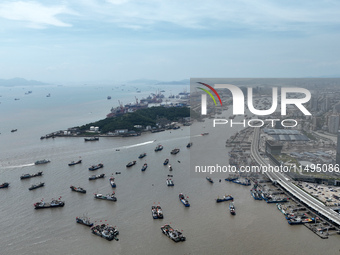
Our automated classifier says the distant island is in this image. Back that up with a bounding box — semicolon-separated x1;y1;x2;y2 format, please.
0;78;49;87
42;106;196;139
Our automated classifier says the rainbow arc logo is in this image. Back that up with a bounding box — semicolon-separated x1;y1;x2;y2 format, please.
197;82;222;115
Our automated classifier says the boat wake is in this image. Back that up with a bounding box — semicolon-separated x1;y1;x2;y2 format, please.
2;163;35;169
122;140;156;149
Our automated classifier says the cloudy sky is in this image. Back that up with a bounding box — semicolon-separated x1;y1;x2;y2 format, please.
0;0;340;83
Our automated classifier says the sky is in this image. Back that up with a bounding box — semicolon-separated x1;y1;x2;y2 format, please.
0;0;340;84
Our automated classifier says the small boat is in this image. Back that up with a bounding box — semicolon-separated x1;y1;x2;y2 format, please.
35;159;50;165
206;176;214;183
68;159;82;166
11;129;17;132
201;132;209;136
107;96;111;100
20;171;43;180
186;142;193;148
88;163;104;171
151;206;158;219
28;182;45;190
109;177;116;188
91;224;119;241
229;202;236;215
156;205;163;218
167;175;173;177
46;93;51;97
179;193;190;207
216;195;233;203
170;149;180;155
166;179;174;186
163;159;169;165
34;199;64;209
138;153;147;159
70;185;86;193
168;164;173;171
89;174;105;180
84;137;99;142
141;163;148;171
94;193;117;202
161;224;186;242
126;161;136;167
76;215;93;227
115;172;121;175
0;182;9;189
154;144;163;152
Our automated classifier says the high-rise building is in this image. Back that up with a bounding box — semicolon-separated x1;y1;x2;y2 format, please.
310;97;318;111
328;115;340;134
336;131;340;166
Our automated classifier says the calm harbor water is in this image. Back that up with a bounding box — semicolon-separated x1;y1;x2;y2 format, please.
0;85;339;254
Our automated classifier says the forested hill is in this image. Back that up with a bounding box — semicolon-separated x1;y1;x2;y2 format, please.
78;106;191;133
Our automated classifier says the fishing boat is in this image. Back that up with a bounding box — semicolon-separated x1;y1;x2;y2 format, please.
68;159;82;166
179;193;190;207
126;161;136;167
155;144;163;152
94;193;117;202
20;171;43;180
166;179;174;186
91;224;119;241
76;215;93;227
229;202;236;215
34;198;64;209
151;206;158;219
186;142;193;148
163;159;169;165
109;177;116;188
88;163;104;171
70;186;86;193
206;176;214;183
141;163;148;171
161;224;186;242
0;182;9;189
89;174;105;180
170;149;180;155
84;137;99;142
156;205;163;219
35;159;50;165
168;164;173;171
216;195;233;203
138;153;147;159
28;182;45;190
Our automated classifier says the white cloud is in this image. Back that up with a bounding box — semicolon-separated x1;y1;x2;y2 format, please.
0;1;77;28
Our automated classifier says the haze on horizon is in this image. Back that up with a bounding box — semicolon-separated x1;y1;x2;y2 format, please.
0;0;340;84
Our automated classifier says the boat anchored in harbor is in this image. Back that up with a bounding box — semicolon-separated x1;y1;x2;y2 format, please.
141;163;148;171
76;215;93;227
91;224;119;241
20;171;43;180
34;198;64;209
170;148;180;155
84;137;99;142
89;174;105;180
28;182;45;190
126;161;136;167
216;194;233;203
109;177;116;188
70;186;86;193
88;163;104;171
206;176;214;183
138;153;147;159
155;144;163;152
229;202;236;215
68;159;82;166
94;193;117;202
161;224;186;242
166;179;174;186
179;193;190;207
